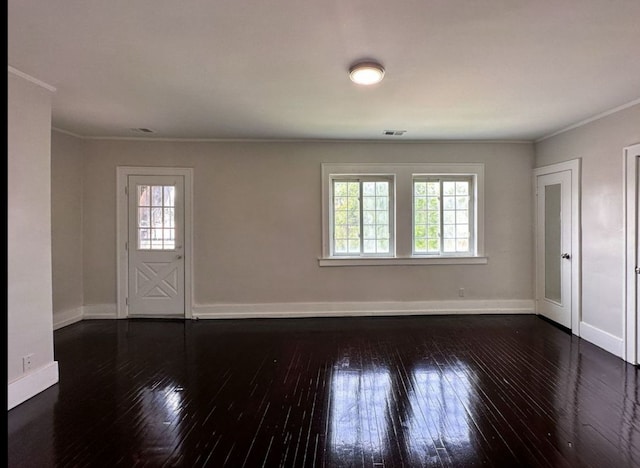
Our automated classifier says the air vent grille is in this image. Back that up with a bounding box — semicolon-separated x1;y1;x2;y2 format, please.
130;128;154;133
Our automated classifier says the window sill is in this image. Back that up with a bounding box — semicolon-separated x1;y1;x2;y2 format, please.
318;256;488;267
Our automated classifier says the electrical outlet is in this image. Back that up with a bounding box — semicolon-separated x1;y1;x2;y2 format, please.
23;354;34;372
458;288;465;297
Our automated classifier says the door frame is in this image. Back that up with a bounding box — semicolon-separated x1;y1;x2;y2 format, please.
533;159;581;334
116;166;194;319
624;143;640;364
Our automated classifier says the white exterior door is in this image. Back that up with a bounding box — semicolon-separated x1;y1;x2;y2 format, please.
127;174;185;317
536;170;572;329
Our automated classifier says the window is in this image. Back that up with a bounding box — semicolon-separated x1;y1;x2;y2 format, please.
137;184;176;250
331;178;394;256
413;177;473;255
321;163;486;266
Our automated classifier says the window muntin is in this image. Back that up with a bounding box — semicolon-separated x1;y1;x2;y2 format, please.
137;184;176;250
332;177;393;256
413;177;473;255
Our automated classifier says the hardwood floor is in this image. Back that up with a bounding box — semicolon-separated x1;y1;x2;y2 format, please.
7;315;640;467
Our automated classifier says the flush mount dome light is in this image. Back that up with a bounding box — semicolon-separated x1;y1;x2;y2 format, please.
349;61;385;85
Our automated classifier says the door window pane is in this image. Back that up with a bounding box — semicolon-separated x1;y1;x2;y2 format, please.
137;184;176;250
544;184;562;303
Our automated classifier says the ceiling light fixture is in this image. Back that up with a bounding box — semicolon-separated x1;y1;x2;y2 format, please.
349;61;385;85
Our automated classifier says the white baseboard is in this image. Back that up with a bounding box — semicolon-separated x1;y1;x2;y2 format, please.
579;321;624;358
82;304;118;320
53;307;84;330
8;361;59;410
192;299;534;320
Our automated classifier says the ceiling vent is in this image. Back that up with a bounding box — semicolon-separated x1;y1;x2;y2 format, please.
383;130;406;136
130;127;155;133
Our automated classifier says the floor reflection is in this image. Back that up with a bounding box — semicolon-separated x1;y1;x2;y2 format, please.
330;363;391;459
406;365;472;463
329;359;474;464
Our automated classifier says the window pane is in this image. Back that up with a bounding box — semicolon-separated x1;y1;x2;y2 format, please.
333;180;361;255
456;182;469;195
151;208;163;227
443;211;455;224
363;226;376;239
456;196;469;210
456;225;468;238
137;184;178;250
444;225;455;239
348;182;359;197
348;226;360;239
152;186;163;205
334;182;348;197
138;229;150;249
443;197;456;210
138;208;150;227
443;182;456;196
348;239;360;253
376;182;388;196
376;211;388;224
427;239;440;252
427;182;439;196
364;240;376;253
377;239;389;253
164;186;175;207
138;185;150;206
164;208;175;228
457;239;469;252
363;182;376;196
363;211;375;225
376;225;389;239
363;197;375;210
414;180;442;254
415;211;427;224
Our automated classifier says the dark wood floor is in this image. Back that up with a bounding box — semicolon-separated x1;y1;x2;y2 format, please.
7;315;640;467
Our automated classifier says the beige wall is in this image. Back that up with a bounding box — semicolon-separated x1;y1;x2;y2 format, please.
81;140;534;307
51;131;85;319
8;71;56;396
535;103;640;338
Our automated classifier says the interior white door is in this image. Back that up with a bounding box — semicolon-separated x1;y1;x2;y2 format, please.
536;170;572;328
128;174;185;317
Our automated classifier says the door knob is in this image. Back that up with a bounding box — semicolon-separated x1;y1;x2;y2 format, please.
561;253;570;259
176;255;183;260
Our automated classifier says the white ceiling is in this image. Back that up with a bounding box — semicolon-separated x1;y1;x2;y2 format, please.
8;0;640;141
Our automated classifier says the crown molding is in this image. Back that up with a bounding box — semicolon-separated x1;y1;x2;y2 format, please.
8;66;56;92
536;97;640;143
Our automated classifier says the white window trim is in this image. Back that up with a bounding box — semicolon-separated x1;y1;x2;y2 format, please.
320;162;486;266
